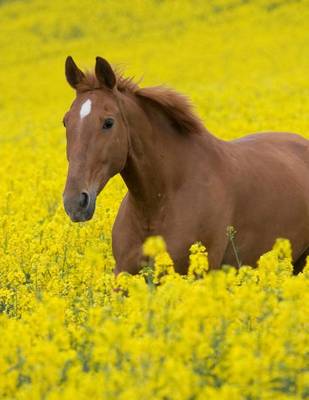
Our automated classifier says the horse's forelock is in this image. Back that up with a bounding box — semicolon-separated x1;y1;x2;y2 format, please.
74;70;139;94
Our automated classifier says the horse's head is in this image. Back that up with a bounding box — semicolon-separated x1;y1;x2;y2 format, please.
63;56;129;222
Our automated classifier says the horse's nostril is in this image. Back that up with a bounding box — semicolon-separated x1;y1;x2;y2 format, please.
79;192;90;209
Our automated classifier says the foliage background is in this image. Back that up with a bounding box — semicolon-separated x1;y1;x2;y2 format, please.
0;0;308;398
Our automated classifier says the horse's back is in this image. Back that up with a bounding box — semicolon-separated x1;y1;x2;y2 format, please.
231;131;309;200
233;131;308;157
232;132;309;172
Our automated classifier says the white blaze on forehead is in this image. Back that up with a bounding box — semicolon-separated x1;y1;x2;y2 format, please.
80;99;92;119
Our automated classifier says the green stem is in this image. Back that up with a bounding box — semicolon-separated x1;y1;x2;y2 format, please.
226;226;242;268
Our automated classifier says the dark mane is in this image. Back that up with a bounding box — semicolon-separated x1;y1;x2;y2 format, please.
76;71;205;135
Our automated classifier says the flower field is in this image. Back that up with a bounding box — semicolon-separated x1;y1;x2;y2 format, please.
0;0;308;398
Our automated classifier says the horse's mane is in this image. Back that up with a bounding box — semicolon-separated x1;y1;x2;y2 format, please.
77;72;204;135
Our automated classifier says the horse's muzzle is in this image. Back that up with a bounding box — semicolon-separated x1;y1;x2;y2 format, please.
63;191;96;222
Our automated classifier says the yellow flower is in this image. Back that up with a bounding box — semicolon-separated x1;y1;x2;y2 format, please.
188;242;209;280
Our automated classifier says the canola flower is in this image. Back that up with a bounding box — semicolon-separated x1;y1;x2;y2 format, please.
0;0;308;398
0;237;308;399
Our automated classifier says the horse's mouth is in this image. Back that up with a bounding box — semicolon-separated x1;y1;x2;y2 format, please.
69;210;95;223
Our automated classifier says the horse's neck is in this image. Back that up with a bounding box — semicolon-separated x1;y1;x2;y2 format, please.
120;92;221;213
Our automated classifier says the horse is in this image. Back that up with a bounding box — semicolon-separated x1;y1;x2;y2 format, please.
62;56;309;275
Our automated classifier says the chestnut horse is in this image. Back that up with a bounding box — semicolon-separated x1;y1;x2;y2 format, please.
63;56;309;274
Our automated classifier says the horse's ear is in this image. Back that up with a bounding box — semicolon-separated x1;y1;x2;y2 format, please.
65;56;85;89
95;56;116;89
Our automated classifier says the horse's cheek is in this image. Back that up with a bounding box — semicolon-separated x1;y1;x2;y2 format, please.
100;137;125;177
111;135;128;167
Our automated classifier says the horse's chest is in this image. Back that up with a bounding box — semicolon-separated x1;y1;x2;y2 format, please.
141;216;167;238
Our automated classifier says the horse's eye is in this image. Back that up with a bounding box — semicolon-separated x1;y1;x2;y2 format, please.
102;118;114;130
